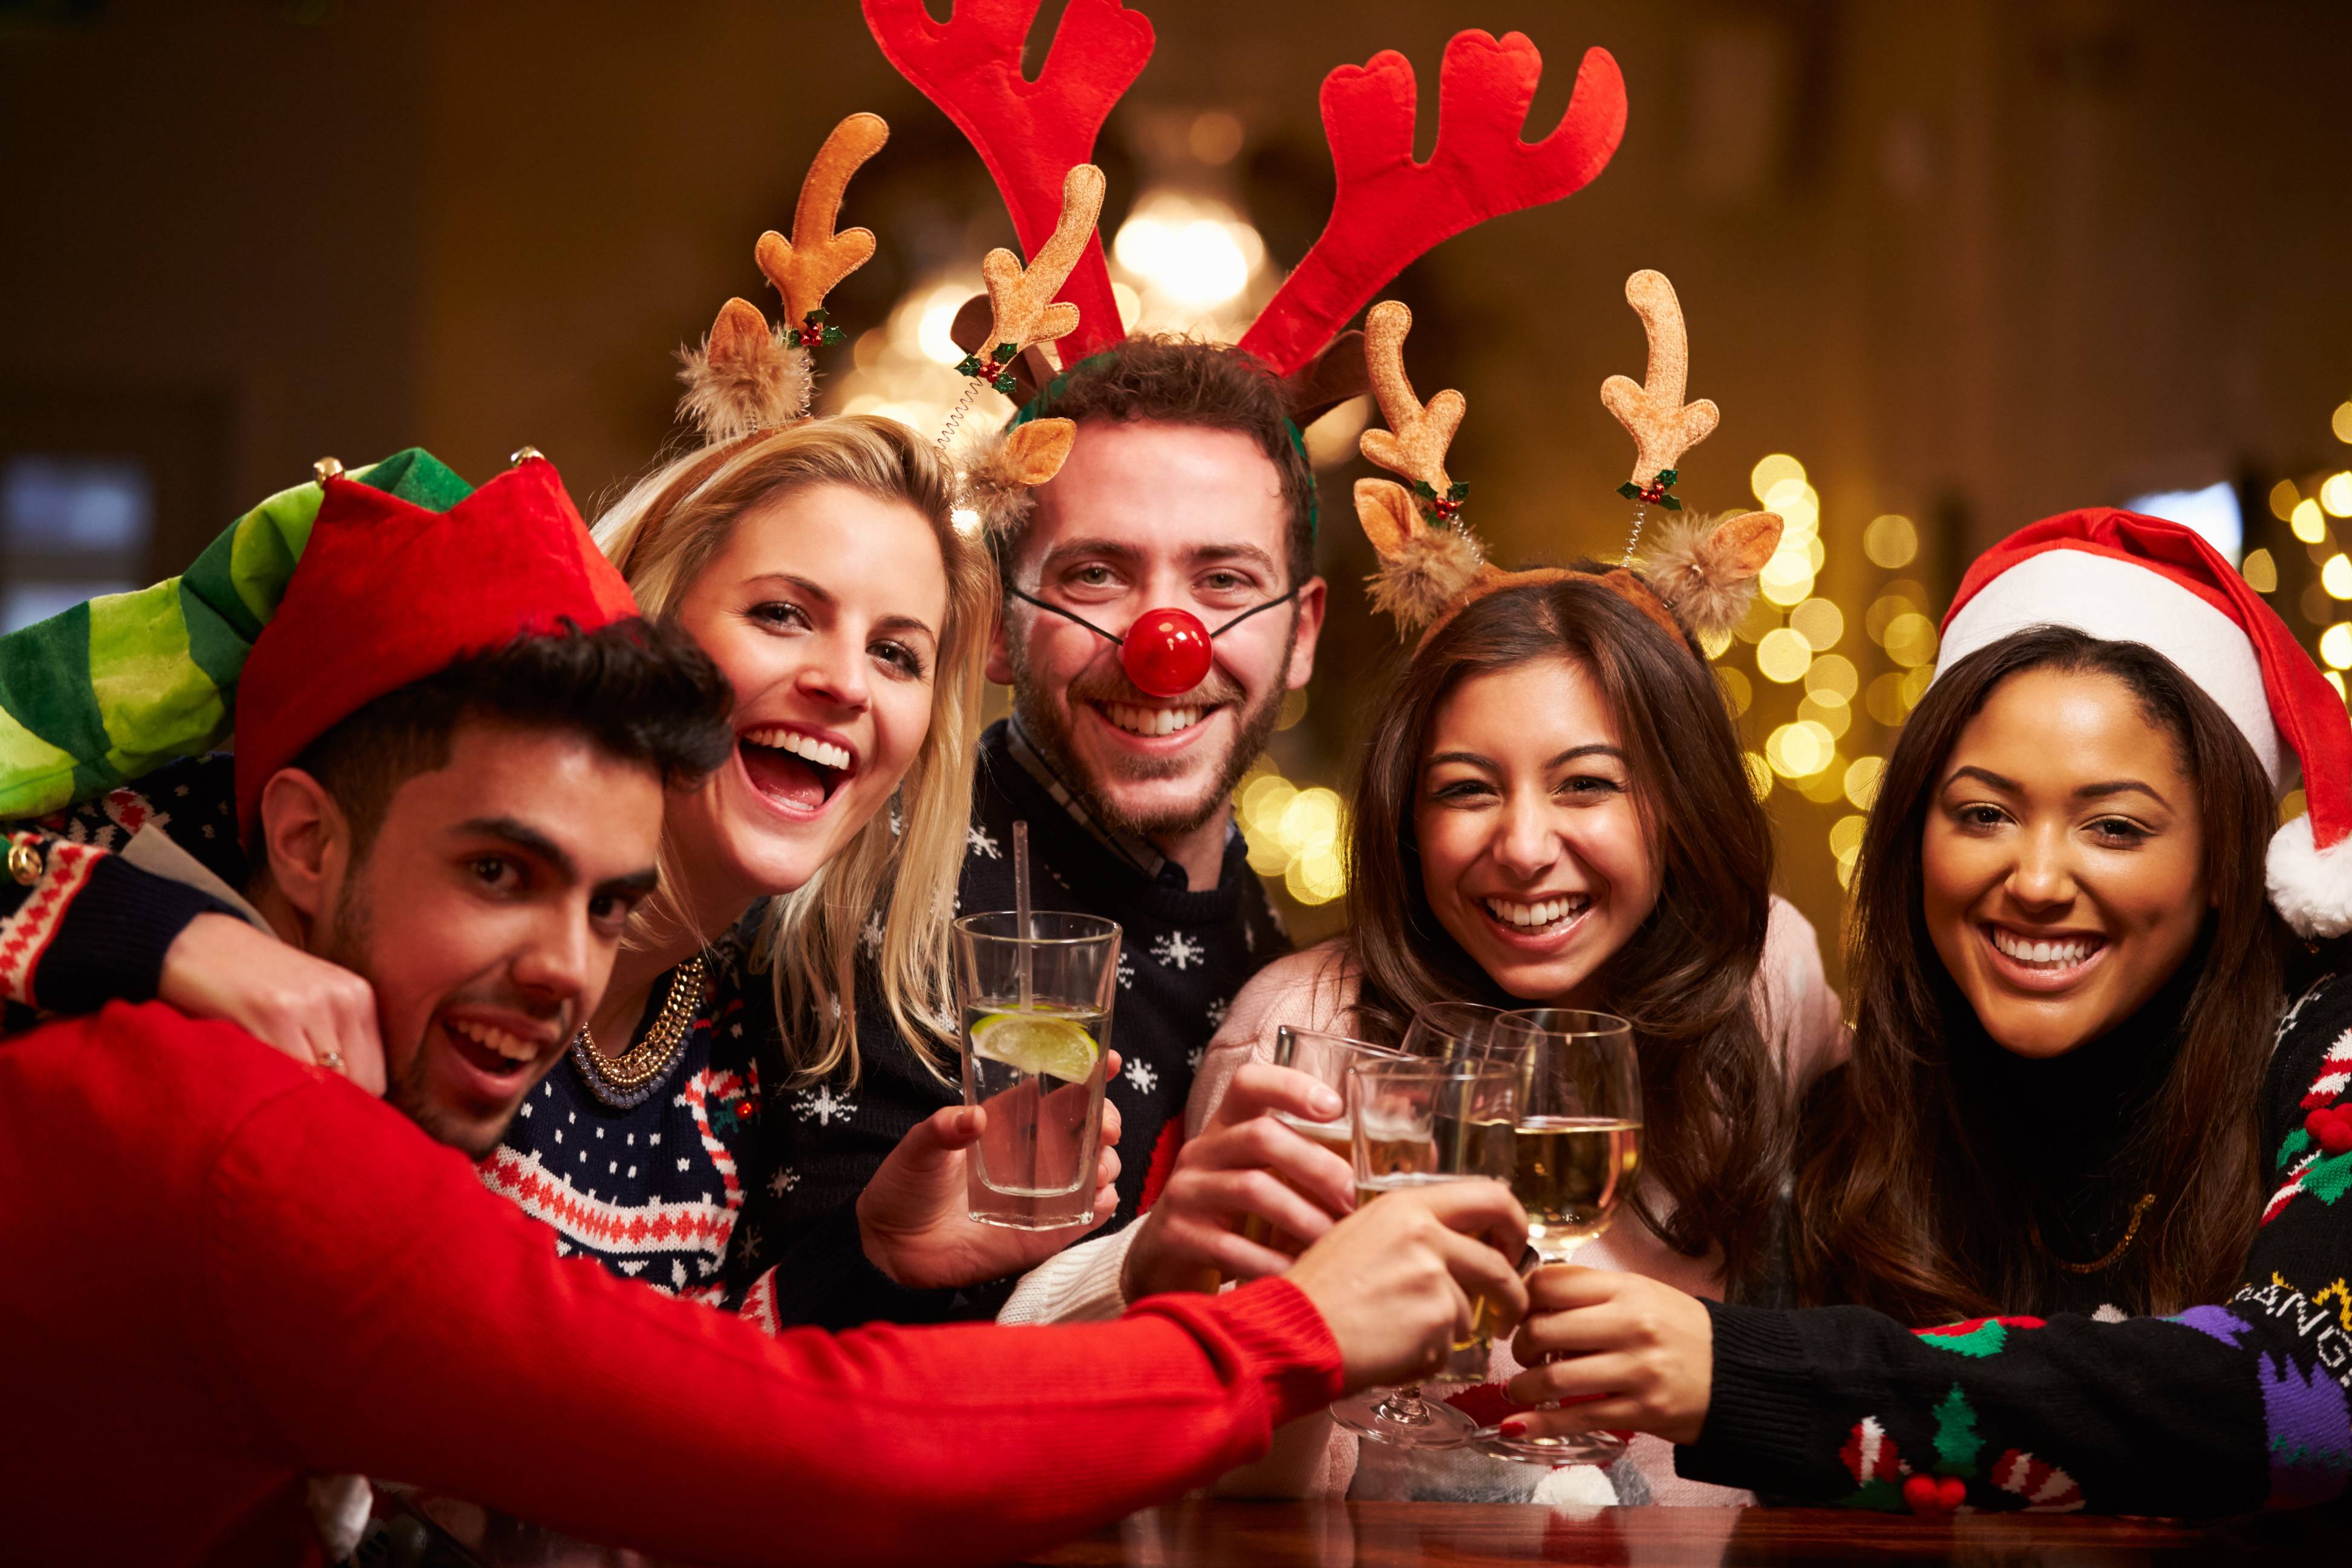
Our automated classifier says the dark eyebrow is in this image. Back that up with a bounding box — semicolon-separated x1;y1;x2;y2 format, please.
596;868;662;902
2075;779;2172;808
1037;537;1144;575
452;817;578;883
1945;766;2172;811
1547;744;1625;768
1425;748;1500;773
1186;543;1283;581
1945;765;2020;794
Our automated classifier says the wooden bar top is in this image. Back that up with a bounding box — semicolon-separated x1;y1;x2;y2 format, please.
399;1495;2349;1567
1009;1501;2347;1567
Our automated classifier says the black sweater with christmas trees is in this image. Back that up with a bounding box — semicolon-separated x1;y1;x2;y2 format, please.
1678;970;2352;1518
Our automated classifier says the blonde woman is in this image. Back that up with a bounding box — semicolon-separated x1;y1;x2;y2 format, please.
0;417;1112;1329
480;414;1117;1323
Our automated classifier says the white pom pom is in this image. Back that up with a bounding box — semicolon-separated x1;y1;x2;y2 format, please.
2266;812;2352;938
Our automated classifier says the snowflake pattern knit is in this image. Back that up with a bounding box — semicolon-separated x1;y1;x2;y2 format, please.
741;720;1290;1325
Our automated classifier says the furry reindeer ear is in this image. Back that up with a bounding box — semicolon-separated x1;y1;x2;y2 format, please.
676;298;814;442
1356;478;1485;635
674;114;886;443
1638;509;1786;641
958;417;1078;537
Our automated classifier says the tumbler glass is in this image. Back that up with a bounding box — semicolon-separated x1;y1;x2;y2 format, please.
954;910;1121;1230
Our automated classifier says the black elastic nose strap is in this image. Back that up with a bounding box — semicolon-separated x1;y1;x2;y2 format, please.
1003;584;1299;644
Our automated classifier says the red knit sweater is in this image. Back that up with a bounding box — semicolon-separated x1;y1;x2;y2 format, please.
0;1002;1345;1566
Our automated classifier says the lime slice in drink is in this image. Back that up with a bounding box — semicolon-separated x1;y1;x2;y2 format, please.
970;1011;1100;1083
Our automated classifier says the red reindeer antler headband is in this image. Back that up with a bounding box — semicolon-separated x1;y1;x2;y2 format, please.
864;4;1631;404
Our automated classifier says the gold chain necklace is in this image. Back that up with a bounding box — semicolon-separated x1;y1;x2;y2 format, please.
569;955;707;1109
2030;1191;2157;1275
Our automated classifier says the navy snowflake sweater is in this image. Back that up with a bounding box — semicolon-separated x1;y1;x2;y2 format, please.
744;720;1292;1326
1679;970;2352;1518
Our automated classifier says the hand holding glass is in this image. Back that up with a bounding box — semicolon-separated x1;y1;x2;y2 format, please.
954;910;1120;1230
1327;1056;1519;1449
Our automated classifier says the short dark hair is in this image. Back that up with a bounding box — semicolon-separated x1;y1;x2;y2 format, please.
290;618;735;856
1007;336;1317;588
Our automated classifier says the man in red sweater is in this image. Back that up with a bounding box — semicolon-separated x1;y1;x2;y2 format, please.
1;459;1529;1566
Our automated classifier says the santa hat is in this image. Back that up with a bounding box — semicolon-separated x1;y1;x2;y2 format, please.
1938;507;2352;938
234;456;638;837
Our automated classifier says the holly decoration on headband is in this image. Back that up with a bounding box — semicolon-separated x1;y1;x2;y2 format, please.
958;341;1022;396
1617;468;1682;511
1411;478;1471;525
796;308;846;350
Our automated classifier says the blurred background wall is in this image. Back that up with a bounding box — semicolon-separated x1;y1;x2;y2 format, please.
7;0;2352;982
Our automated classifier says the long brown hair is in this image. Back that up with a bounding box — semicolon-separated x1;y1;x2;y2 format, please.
1345;575;1786;1293
1795;626;2285;1319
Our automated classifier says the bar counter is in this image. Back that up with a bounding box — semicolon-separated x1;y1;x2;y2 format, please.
388;1494;2350;1566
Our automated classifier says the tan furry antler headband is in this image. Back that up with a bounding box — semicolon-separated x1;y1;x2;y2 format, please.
676;113;890;442
1355;270;1783;650
949;165;1105;531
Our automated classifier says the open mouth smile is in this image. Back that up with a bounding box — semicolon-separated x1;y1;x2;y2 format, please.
1981;923;2108;986
739;723;860;814
1478;893;1593;941
1093;701;1217;740
442;1013;562;1086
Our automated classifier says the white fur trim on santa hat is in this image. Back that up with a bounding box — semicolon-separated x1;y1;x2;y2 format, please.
2267;812;2352;939
1938;549;2285;786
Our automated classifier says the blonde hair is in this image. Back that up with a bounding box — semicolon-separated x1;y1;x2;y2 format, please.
595;415;990;1085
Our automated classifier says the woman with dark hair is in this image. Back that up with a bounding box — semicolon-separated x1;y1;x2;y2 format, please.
1503;511;2352;1518
1003;567;1844;1503
1001;285;1846;1504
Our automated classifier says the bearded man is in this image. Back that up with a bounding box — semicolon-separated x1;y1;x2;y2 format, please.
754;339;1325;1324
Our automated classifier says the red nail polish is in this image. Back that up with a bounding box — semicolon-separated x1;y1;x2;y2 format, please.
1500;1419;1528;1439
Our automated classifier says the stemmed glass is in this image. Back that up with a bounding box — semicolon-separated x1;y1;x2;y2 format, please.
1399;1000;1511;1062
1471;1008;1642;1467
1327;1056;1519;1449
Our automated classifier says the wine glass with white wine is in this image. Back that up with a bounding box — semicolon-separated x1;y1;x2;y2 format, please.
1325;1056;1520;1449
1472;1008;1641;1468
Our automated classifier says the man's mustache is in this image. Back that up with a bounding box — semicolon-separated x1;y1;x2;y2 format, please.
1065;662;1243;710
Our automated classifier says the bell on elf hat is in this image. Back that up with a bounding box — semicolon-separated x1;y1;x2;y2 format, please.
1936;507;2352;938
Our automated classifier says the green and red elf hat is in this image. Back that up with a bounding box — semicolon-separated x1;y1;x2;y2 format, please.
0;449;471;822
234;454;636;837
1937;508;2352;938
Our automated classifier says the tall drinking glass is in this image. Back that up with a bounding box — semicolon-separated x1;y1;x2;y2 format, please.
1473;1007;1642;1467
1233;1026;1411;1257
1328;1057;1519;1449
953;910;1121;1230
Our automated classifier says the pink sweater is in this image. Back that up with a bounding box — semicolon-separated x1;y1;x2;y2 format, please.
1002;895;1847;1506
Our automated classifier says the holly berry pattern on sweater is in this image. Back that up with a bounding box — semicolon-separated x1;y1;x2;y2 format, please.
1682;972;2352;1518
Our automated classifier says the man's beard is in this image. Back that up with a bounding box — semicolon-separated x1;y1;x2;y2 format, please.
319;860;500;1159
1010;611;1297;843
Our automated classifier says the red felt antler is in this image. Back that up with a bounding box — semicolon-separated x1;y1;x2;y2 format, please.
1238;31;1628;379
863;0;1151;362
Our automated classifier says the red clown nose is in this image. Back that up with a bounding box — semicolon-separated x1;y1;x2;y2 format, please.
1122;608;1214;697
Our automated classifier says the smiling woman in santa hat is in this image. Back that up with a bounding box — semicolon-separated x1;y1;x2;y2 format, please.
1500;507;2352;1518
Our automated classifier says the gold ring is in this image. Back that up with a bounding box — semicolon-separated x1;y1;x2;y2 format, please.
319;1050;347;1074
